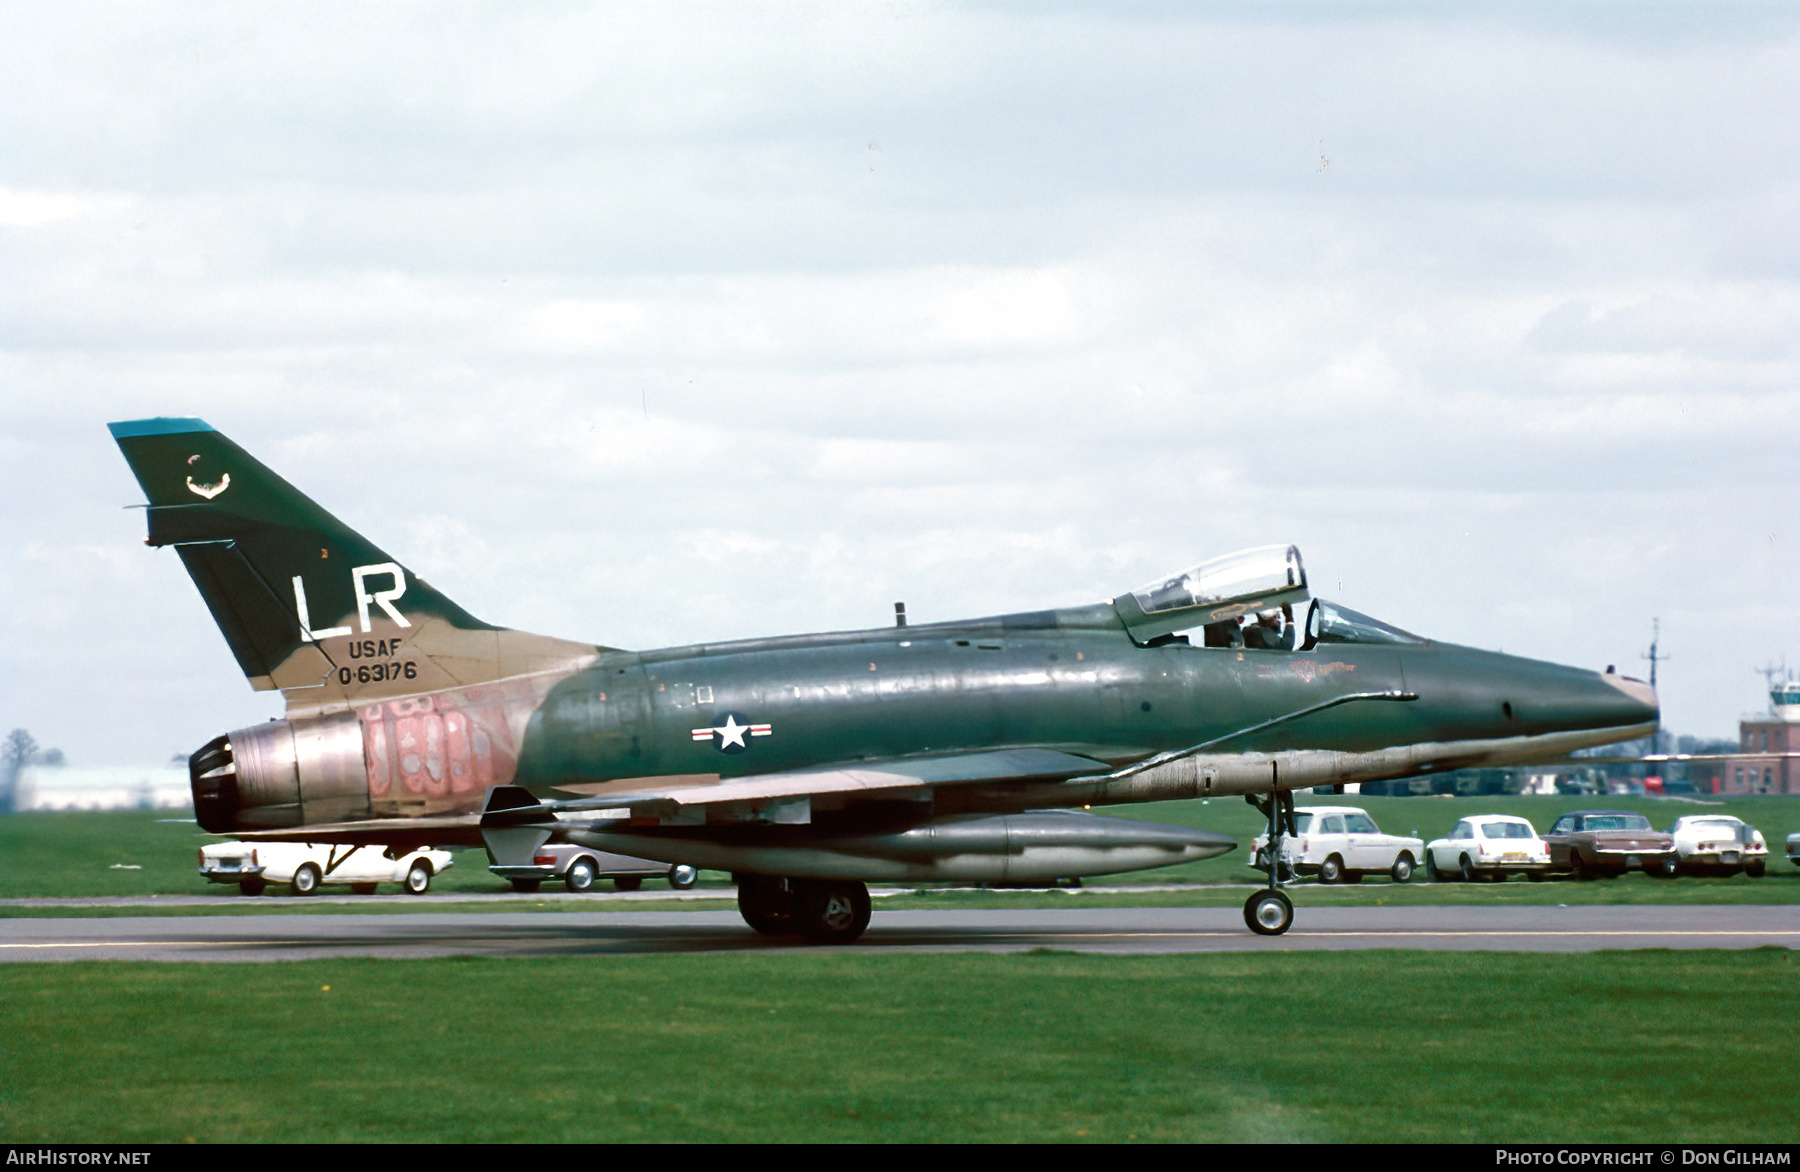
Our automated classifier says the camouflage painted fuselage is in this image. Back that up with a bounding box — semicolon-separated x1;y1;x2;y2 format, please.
109;417;1656;861
517;604;1657;809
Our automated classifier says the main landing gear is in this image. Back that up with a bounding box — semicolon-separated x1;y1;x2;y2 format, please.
736;875;873;944
1244;790;1299;936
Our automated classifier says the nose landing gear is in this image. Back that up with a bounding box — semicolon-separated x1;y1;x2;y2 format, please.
1244;790;1299;936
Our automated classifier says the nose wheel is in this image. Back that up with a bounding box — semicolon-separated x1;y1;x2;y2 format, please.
1244;889;1293;936
1245;789;1300;936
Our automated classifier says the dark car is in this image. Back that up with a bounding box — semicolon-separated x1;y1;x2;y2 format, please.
1542;810;1676;878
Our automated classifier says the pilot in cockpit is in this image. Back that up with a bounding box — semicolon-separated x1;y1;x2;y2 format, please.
1242;608;1285;651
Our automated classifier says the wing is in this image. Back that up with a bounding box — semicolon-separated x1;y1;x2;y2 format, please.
226;747;1112;848
537;747;1110;816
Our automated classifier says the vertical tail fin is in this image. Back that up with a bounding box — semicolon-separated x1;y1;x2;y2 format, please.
110;418;599;708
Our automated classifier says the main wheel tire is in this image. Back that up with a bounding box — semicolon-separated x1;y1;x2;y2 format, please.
737;876;797;936
614;874;643;892
510;878;541;893
1569;853;1589;880
565;857;597;893
1746;860;1766;878
795;881;872;944
667;864;699;890
1426;853;1445;882
1243;889;1294;936
1318;855;1345;884
1343;871;1364;884
1390;854;1415;883
403;861;432;894
351;883;378;895
1459;855;1477;883
238;878;266;897
291;863;321;896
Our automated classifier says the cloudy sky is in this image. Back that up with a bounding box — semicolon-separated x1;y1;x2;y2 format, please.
2;2;1796;765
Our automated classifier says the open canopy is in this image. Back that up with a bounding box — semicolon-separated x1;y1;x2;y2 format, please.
1113;545;1424;649
1114;545;1309;642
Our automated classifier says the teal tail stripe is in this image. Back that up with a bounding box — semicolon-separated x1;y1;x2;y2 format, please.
107;417;215;438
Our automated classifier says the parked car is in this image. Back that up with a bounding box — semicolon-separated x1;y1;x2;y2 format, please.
1248;806;1422;883
199;841;454;896
1668;815;1767;876
488;843;700;893
1541;810;1675;878
1424;815;1552;881
1788;832;1800;870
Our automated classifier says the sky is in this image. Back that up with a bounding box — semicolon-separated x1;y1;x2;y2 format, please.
2;2;1797;765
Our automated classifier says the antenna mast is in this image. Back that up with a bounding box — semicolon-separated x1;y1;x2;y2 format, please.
1642;618;1670;690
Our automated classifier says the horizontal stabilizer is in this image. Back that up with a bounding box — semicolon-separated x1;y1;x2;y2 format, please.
228;813;484;850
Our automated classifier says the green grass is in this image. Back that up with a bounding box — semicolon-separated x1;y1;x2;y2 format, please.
0;950;1794;1142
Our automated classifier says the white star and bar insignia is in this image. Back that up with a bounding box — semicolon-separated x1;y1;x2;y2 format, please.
690;713;773;755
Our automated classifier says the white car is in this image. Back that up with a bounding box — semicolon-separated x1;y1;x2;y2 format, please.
1425;814;1552;882
199;841;455;896
488;843;700;894
1249;806;1422;883
1669;815;1767;877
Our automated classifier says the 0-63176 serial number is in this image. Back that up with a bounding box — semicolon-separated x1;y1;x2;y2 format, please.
338;662;416;685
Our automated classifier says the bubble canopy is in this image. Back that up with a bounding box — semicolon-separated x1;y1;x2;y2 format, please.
1113;545;1309;642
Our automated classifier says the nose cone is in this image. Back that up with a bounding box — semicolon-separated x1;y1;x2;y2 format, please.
1519;664;1659;740
1598;672;1660;729
1408;645;1659;751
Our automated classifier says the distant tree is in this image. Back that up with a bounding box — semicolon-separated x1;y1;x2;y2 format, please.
35;747;65;767
1;729;38;815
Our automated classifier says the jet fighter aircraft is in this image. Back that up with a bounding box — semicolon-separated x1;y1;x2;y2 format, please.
110;418;1659;940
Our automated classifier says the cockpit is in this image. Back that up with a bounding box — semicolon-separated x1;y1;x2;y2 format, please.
1112;545;1424;650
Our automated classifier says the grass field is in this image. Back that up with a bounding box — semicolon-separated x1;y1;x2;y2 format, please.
2;796;1795;904
0;949;1794;1143
4;804;1798;1144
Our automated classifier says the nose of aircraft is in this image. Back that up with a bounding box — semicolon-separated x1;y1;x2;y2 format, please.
1485;653;1660;741
1597;671;1659;727
1408;645;1659;747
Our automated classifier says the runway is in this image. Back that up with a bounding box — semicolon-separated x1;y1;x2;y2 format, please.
2;904;1796;961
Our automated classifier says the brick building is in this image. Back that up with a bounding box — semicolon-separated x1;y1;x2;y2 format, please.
1720;718;1796;795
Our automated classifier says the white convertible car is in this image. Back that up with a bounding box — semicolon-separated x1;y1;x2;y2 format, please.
1249;806;1422;883
1668;815;1767;877
1424;814;1552;882
199;841;456;896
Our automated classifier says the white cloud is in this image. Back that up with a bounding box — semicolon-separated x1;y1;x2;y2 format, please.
3;3;1798;761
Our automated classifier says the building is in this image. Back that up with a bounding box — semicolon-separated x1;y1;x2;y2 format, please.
1693;676;1800;796
12;765;192;812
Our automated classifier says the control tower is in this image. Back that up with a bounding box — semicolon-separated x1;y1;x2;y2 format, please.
1727;671;1800;795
